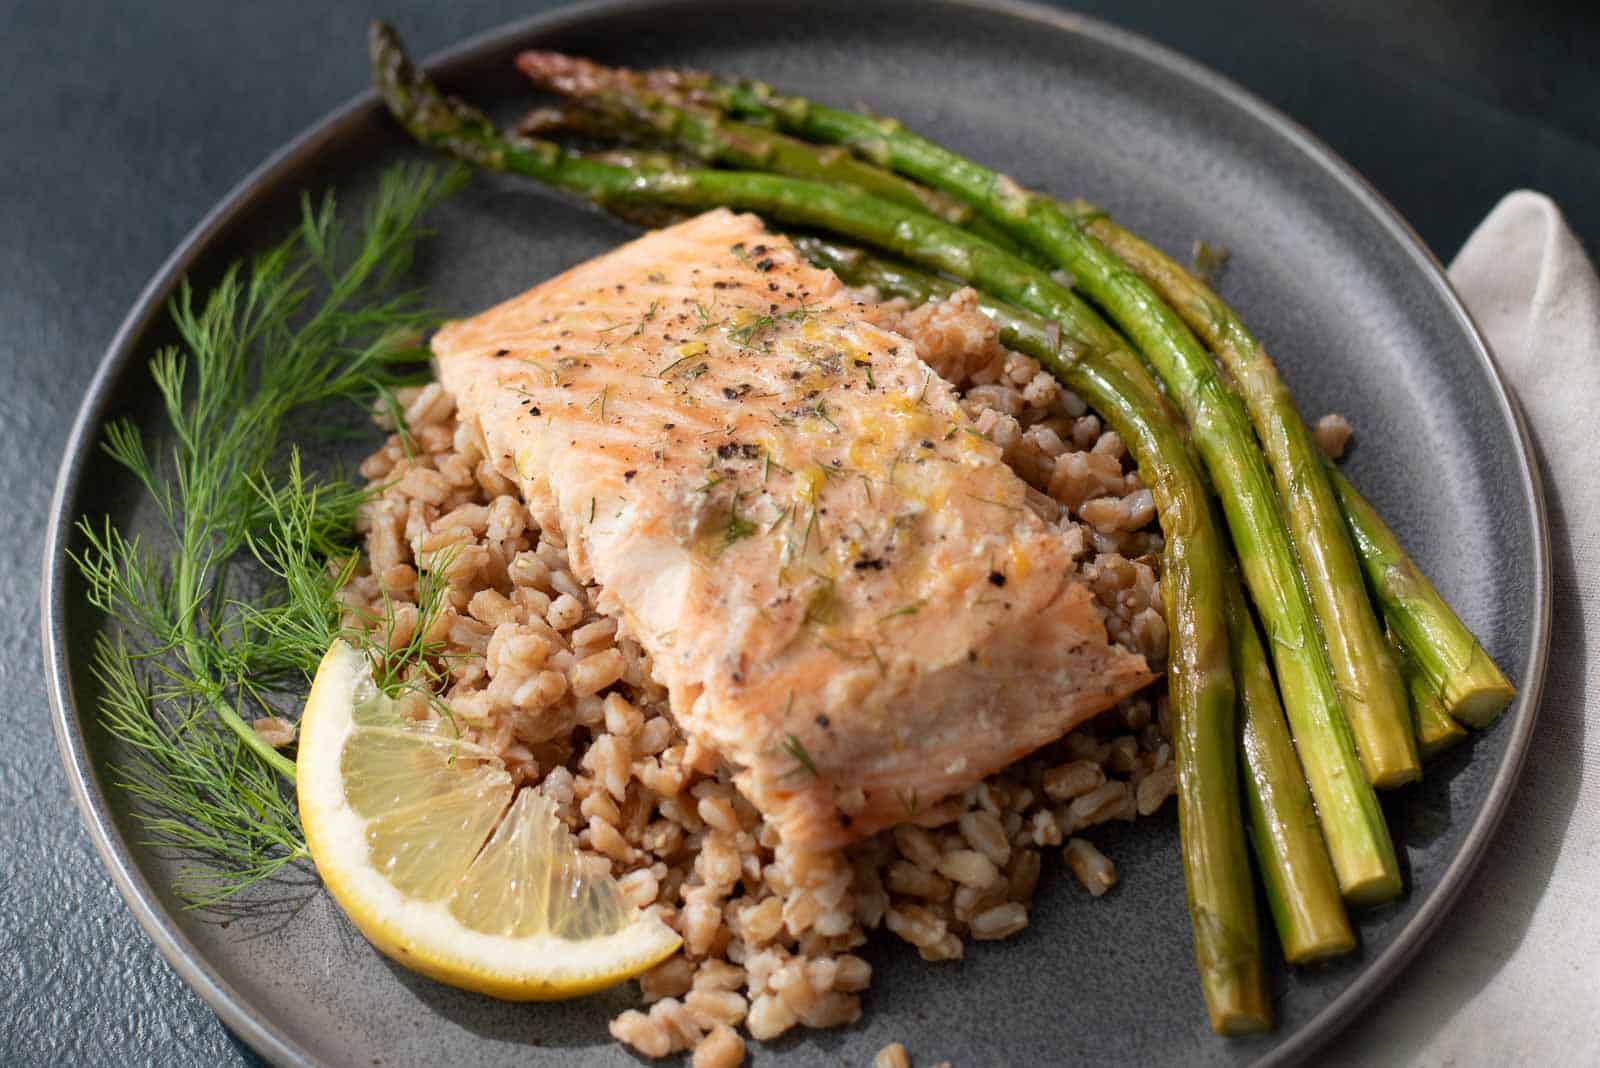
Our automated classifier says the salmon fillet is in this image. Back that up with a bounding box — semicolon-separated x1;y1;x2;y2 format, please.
432;210;1152;852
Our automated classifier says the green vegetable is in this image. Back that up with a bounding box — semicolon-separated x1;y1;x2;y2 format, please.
781;732;819;779
513;54;1040;261
71;163;461;904
1021;197;1510;733
1065;208;1419;789
792;236;1266;1033
1392;632;1468;760
1226;571;1354;963
1329;461;1516;728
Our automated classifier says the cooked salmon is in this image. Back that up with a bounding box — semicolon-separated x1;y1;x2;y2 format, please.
432;210;1152;852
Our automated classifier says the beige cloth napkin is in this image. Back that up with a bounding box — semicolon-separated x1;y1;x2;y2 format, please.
1320;192;1600;1064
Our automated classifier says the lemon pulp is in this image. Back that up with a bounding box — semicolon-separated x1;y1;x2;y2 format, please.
297;640;681;1000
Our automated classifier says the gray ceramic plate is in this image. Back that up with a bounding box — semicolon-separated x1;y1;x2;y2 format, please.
44;1;1550;1065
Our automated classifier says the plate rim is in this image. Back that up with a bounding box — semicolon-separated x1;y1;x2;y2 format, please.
40;2;1552;1065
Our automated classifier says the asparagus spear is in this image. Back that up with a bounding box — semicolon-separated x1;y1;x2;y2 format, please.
1328;462;1516;728
484;52;1400;904
1393;633;1469;760
1082;215;1498;727
1061;208;1418;787
515;55;1038;261
371;30;1269;1025
1225;569;1355;963
795;235;1267;1032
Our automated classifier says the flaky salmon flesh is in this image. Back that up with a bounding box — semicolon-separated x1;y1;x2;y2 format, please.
433;210;1153;852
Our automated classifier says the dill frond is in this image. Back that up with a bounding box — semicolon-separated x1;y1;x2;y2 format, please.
92;632;310;908
69;162;463;907
722;493;758;547
780;733;818;779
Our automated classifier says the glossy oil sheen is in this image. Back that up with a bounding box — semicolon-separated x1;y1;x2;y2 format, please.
43;1;1548;1065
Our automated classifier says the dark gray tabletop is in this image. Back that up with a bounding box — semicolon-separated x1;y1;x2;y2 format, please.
4;2;1596;1064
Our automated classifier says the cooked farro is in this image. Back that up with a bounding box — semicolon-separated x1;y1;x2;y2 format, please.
1314;412;1354;459
352;287;1174;1064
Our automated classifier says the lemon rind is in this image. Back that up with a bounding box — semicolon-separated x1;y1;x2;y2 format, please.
297;641;682;1001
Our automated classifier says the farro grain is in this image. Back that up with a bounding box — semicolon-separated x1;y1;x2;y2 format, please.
1006;849;1043;902
250;716;296;749
935;849;1001;890
1314;413;1353;459
887;861;953;900
745;993;799;1041
692;1024;746;1068
641;956;696;1002
1067;781;1130;832
1065;837;1118;897
652;996;705;1051
875;1042;913;1068
971;902;1030;940
610;1009;672;1058
958;810;1011;868
1042;760;1105;802
1136;765;1178;816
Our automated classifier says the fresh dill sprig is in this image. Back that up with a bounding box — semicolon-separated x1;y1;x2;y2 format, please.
722;492;758;547
727;313;776;346
812;398;839;430
69;162;463;907
90;631;311;908
631;299;660;337
780;733;818;779
878;599;926;623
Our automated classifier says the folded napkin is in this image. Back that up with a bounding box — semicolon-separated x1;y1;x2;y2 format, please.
1323;193;1600;1064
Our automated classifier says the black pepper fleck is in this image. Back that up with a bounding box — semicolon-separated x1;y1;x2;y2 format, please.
989;571;1007;587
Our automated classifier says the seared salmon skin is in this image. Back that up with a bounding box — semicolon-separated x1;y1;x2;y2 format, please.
432;210;1152;851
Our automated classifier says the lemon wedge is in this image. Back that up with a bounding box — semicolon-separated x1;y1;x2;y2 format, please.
297;640;681;1000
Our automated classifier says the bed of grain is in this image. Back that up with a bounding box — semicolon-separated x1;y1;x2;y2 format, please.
337;287;1175;1067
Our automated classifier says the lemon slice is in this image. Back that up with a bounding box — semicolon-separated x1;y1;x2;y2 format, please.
297;640;681;1000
